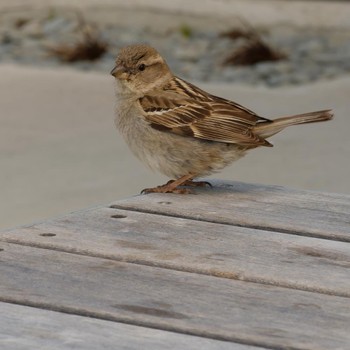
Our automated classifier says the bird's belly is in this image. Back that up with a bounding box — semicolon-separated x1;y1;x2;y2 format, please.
116;107;247;179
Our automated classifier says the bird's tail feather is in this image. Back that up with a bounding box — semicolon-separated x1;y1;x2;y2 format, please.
254;109;333;139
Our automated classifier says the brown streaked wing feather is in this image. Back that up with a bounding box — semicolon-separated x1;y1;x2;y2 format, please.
139;78;272;146
191;118;268;145
140;95;209;127
173;77;271;123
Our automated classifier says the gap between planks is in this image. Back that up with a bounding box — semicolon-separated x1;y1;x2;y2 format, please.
1;237;349;299
109;204;350;243
109;180;350;243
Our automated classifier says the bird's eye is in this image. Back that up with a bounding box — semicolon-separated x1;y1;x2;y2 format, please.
138;64;146;71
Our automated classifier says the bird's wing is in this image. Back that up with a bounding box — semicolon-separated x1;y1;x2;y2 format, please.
139;77;272;146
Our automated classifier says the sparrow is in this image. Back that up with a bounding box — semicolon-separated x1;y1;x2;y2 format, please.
111;44;333;194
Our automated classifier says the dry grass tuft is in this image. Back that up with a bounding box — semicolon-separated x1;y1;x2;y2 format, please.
221;19;286;66
222;38;286;66
48;14;108;62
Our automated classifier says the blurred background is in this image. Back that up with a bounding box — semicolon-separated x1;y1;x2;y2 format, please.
1;0;349;230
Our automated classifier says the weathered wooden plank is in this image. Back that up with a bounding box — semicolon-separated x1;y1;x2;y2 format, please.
0;243;349;350
1;302;256;350
1;207;349;297
111;180;350;241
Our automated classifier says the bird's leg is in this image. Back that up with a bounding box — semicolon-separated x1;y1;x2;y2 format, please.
141;174;195;194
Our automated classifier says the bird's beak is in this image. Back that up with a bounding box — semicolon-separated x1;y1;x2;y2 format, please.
110;64;127;79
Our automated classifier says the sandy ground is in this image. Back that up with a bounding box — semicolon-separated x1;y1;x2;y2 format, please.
1;0;350;230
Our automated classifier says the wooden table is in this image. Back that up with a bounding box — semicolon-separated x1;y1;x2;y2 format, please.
1;180;350;350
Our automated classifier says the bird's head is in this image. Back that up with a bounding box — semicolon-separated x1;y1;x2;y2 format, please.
111;44;172;95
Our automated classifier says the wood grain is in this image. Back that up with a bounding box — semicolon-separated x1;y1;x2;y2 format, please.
0;242;349;350
1;302;256;350
1;207;349;297
111;180;350;241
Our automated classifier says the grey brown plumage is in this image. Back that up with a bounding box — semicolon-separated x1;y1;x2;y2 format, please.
112;44;334;194
138;76;333;148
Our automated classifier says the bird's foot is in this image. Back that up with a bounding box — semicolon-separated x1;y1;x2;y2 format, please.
141;174;198;194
